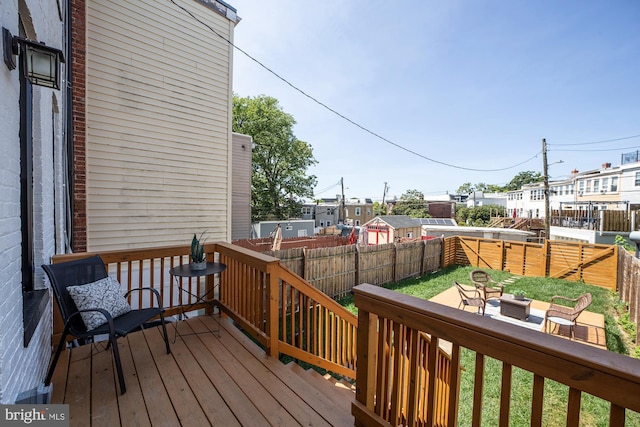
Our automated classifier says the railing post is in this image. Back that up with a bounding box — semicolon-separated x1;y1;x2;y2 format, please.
355;308;376;412
265;265;279;357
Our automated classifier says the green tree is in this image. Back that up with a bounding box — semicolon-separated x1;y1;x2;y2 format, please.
232;95;317;221
503;171;543;191
373;201;387;216
391;189;430;218
456;182;474;194
456;204;505;226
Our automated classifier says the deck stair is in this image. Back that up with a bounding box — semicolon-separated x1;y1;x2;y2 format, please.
286;361;355;415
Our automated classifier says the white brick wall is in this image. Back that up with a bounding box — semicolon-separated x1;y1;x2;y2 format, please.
0;0;64;404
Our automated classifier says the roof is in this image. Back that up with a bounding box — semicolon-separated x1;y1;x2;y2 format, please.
368;215;422;229
418;218;457;226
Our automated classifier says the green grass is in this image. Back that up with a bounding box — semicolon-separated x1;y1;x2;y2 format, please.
337;265;640;425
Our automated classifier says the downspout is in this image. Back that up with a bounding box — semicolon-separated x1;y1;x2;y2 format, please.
64;0;74;252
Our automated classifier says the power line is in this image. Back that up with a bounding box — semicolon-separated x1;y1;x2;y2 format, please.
169;0;541;173
551;145;640;153
550;134;640;147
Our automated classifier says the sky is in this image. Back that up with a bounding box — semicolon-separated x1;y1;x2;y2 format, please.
229;0;640;201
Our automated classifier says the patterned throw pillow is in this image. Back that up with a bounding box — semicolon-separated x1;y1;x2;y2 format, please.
67;276;132;330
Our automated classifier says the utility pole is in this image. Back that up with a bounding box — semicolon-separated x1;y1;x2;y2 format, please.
381;182;388;215
542;138;550;241
339;177;345;224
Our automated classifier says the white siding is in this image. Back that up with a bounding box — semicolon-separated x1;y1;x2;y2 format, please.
86;0;235;250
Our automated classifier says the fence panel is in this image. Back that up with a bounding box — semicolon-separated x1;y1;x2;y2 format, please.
265;247;305;277
423;239;442;274
548;242;617;289
617;250;640;344
304;245;357;299
358;243;395;286
395;241;424;281
503;240;544;276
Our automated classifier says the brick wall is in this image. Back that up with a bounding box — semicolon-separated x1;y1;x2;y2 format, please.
71;0;87;252
0;0;62;404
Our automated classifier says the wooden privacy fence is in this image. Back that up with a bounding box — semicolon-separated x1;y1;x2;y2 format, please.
443;236;618;290
617;249;640;344
255;239;443;299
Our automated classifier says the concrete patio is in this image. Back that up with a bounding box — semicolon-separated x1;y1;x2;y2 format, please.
429;286;607;349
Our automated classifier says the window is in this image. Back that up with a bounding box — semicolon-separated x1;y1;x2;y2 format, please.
635;172;640;187
285;225;293;231
326;220;331;226
601;178;608;192
586;180;592;193
355;207;361;216
302;207;312;215
578;181;585;194
611;177;618;192
407;232;413;238
593;179;599;193
366;208;371;216
355;220;360;226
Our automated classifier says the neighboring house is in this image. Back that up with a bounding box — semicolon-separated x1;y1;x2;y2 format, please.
232;133;252;240
1;0;65;404
466;191;508;209
362;216;422;245
506;160;635;219
345;198;374;226
71;0;240;252
251;220;315;239
301;199;340;227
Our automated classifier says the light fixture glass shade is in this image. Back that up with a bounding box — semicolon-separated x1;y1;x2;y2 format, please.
2;27;65;90
25;43;60;89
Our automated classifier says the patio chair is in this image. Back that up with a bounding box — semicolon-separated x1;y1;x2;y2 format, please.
455;281;486;315
470;269;504;301
42;255;171;394
544;293;592;340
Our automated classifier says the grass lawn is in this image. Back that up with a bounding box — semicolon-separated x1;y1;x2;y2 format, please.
337;265;640;426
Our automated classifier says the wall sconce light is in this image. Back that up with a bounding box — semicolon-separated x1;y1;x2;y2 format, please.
3;27;65;89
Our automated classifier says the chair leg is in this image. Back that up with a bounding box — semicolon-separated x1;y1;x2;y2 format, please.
44;327;72;386
108;334;126;394
160;312;171;354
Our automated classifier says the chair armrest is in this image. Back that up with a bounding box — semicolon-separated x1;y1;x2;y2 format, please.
460;284;483;298
125;287;164;308
68;309;117;334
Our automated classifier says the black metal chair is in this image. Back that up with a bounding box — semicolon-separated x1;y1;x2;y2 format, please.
43;255;171;394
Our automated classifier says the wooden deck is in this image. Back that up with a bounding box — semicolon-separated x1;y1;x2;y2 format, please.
50;315;355;426
430;286;607;349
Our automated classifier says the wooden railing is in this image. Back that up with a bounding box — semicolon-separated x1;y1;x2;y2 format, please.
352;284;640;427
51;242;358;378
215;242;358;378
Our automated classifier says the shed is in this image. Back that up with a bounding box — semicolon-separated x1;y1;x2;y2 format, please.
362;215;422;245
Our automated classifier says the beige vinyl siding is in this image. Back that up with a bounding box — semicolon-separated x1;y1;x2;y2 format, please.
231;133;252;240
86;0;234;251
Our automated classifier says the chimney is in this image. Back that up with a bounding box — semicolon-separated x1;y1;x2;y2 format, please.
571;169;579;176
602;162;611;169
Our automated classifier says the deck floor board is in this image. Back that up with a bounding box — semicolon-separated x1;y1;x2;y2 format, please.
51;316;353;426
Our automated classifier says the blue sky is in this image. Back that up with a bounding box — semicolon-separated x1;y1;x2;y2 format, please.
230;0;640;200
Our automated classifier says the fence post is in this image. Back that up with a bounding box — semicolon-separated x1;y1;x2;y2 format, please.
541;239;550;277
355;245;360;286
393;243;398;282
